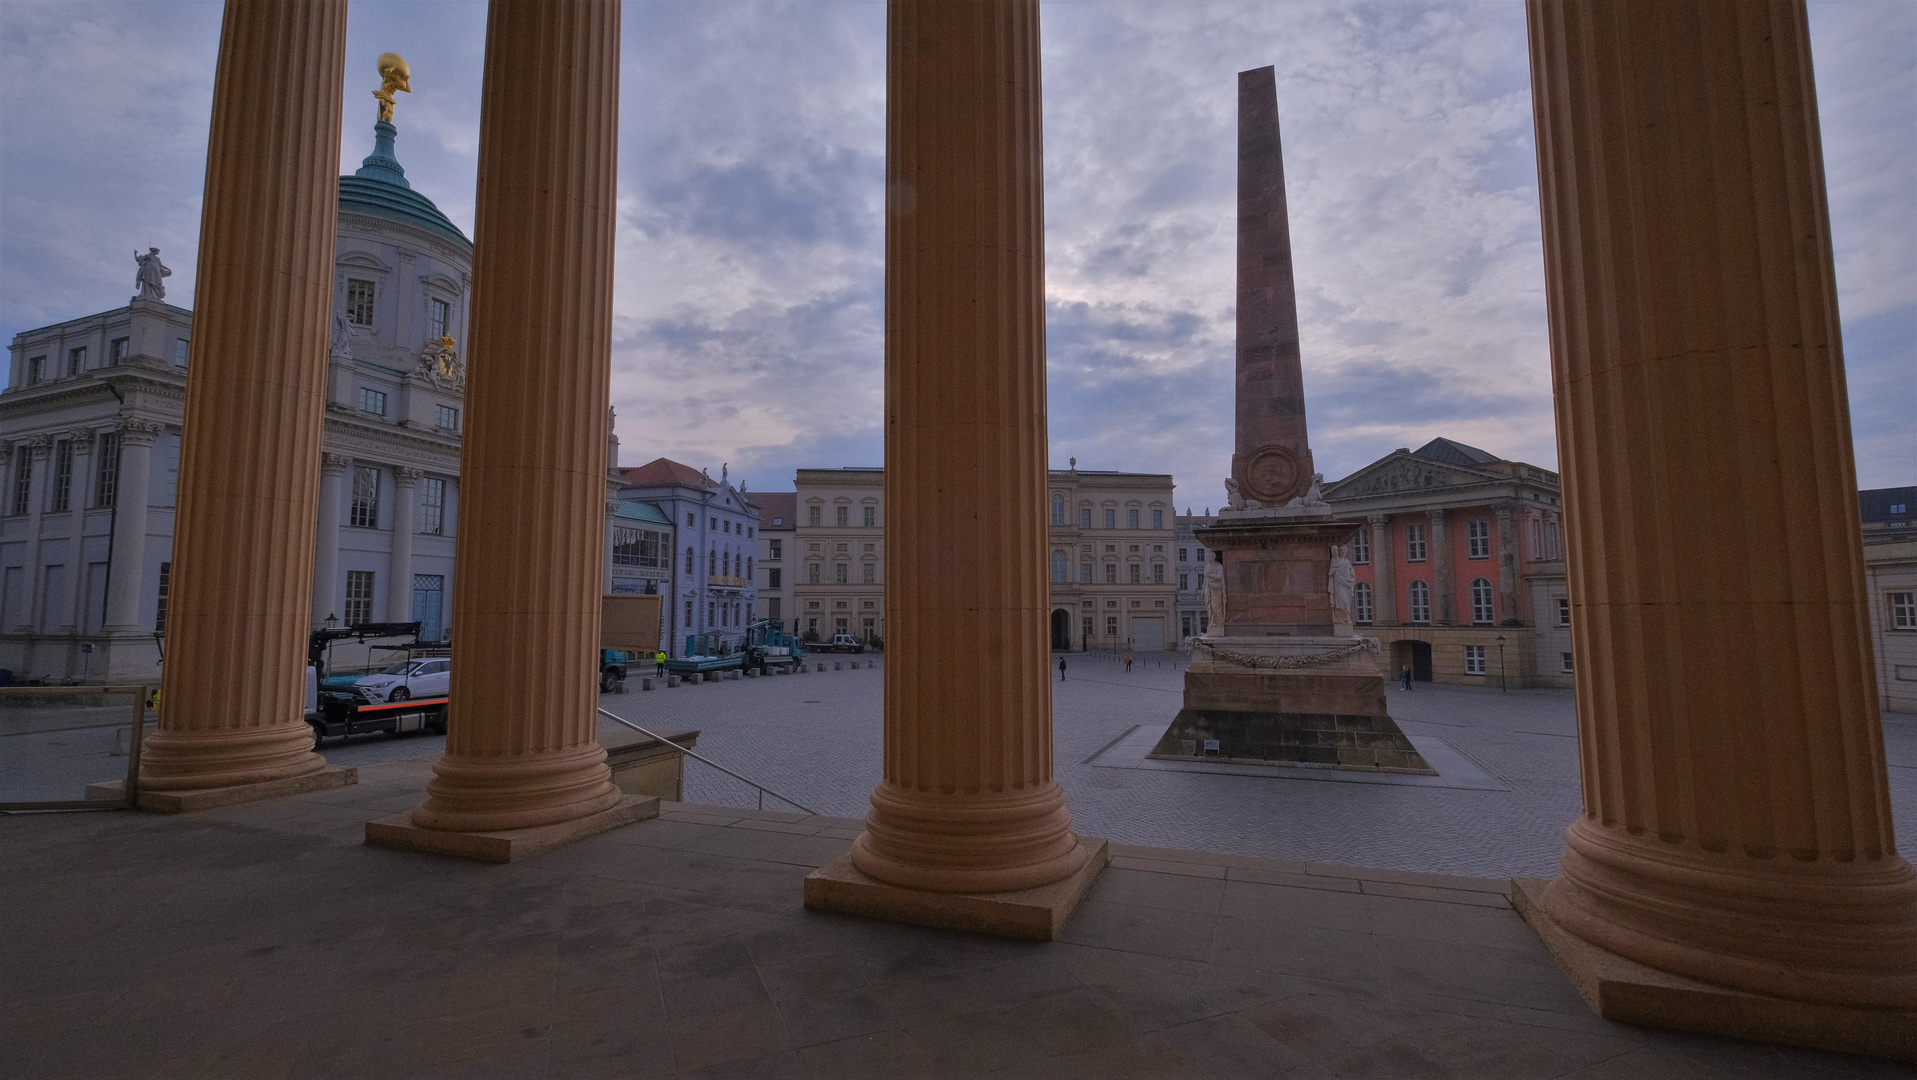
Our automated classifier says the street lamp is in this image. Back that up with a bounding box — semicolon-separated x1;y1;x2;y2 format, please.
1496;634;1507;693
324;612;339;629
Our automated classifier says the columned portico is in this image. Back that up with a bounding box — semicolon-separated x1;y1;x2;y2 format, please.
804;0;1105;938
1522;0;1917;1049
137;0;346;793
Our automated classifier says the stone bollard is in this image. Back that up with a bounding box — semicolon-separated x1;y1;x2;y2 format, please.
834;661;843;671
666;675;680;688
641;677;653;691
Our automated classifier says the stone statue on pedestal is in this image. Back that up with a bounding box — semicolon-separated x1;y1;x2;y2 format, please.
1328;544;1355;626
1202;555;1227;636
133;248;170;301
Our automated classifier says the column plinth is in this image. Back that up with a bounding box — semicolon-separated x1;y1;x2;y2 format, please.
138;0;347;792
823;0;1096;909
398;0;627;839
1525;0;1917;1025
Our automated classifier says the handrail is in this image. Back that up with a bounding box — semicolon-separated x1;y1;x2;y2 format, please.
596;707;817;815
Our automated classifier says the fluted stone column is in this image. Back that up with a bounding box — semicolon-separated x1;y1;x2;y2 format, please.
102;420;160;632
846;0;1091;899
1368;514;1396;626
387;467;419;623
405;0;625;835
311;453;348;625
1528;0;1917;1014
138;0;346;791
1426;509;1453;625
1494;502;1519;623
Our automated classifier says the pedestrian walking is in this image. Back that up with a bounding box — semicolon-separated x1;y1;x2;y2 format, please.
1058;657;1067;681
655;651;667;677
1400;665;1412;691
1124;654;1133;672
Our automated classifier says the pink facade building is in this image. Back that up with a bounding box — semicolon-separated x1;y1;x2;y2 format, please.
1325;438;1571;688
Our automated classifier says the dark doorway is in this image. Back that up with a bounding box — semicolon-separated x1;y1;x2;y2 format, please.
1391;640;1435;682
1050;609;1071;651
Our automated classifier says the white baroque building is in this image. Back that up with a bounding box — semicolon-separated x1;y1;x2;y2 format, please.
0;112;472;682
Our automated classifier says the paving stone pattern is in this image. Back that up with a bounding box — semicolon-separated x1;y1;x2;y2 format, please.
1;773;1898;1080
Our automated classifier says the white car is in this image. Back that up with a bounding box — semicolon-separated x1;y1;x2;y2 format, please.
354;657;451;703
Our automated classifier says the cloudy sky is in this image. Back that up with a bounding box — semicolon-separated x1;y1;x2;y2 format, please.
2;1;1910;504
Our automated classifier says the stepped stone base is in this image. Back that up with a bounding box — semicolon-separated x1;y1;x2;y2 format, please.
804;836;1110;940
1512;877;1917;1062
86;766;357;813
364;795;658;863
1152;637;1431;773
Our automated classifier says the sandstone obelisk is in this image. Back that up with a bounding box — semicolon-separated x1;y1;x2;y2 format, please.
1151;66;1426;773
1231;65;1315;509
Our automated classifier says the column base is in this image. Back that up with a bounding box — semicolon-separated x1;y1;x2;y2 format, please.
1513;877;1917;1062
804;835;1110;940
365;794;658;863
84;766;357;813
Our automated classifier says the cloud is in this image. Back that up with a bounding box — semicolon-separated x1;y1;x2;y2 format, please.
1;0;1909;501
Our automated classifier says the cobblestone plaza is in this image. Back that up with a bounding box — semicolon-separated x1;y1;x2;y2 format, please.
301;655;1917;882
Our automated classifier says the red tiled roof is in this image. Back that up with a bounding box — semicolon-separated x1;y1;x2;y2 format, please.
753;491;797;527
621;457;713;489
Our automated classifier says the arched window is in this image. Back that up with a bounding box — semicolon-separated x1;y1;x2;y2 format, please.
1051;495;1065;526
1470;577;1494;625
1355;582;1373;625
1050;550;1067;582
1408;580;1431;624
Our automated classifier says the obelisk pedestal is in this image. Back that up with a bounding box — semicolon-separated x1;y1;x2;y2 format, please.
1152;66;1426;775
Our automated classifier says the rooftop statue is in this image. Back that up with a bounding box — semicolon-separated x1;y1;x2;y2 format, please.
373;52;411;123
133;247;170;301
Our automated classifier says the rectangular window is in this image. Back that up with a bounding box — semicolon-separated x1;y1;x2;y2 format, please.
10;450;31;515
1106;616;1119;636
1104;509;1116;529
345;570;375;625
768;597;782;621
613;526;643;565
686;600;694;627
768;568;781;589
159;434;180;507
173;339;190;366
350;465;380;528
1557;597;1571;627
1152;509;1163;529
1467;518;1490;559
1128;509;1140;529
1079;508;1092;529
808;563;820;584
1128;564;1140;584
863;564;876;584
639;529;661;568
428;297;450;341
1562;652;1576;674
346;279;376;326
1464;645;1486;675
769;538;782;560
109;337;129;365
51;440;72;513
435;405;460;431
835;563;848;584
358;387;388;416
723;520;731;534
1080;563;1092;584
1152;564;1164;585
94;432;119;508
809;506;822;527
864;506;876;527
26;355;45;384
1178;548;1188;563
1406;523;1428;562
1892;592;1917;631
1105;563;1117;584
1352;529;1369;565
66;346;87;376
836;506;849;526
1355;582;1373;625
154;561;172;633
1179;574;1189;591
420;477;446;535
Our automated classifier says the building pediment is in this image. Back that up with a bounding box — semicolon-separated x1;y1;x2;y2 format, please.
1326;454;1503;499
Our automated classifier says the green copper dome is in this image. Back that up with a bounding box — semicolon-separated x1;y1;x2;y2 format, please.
338;120;471;250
